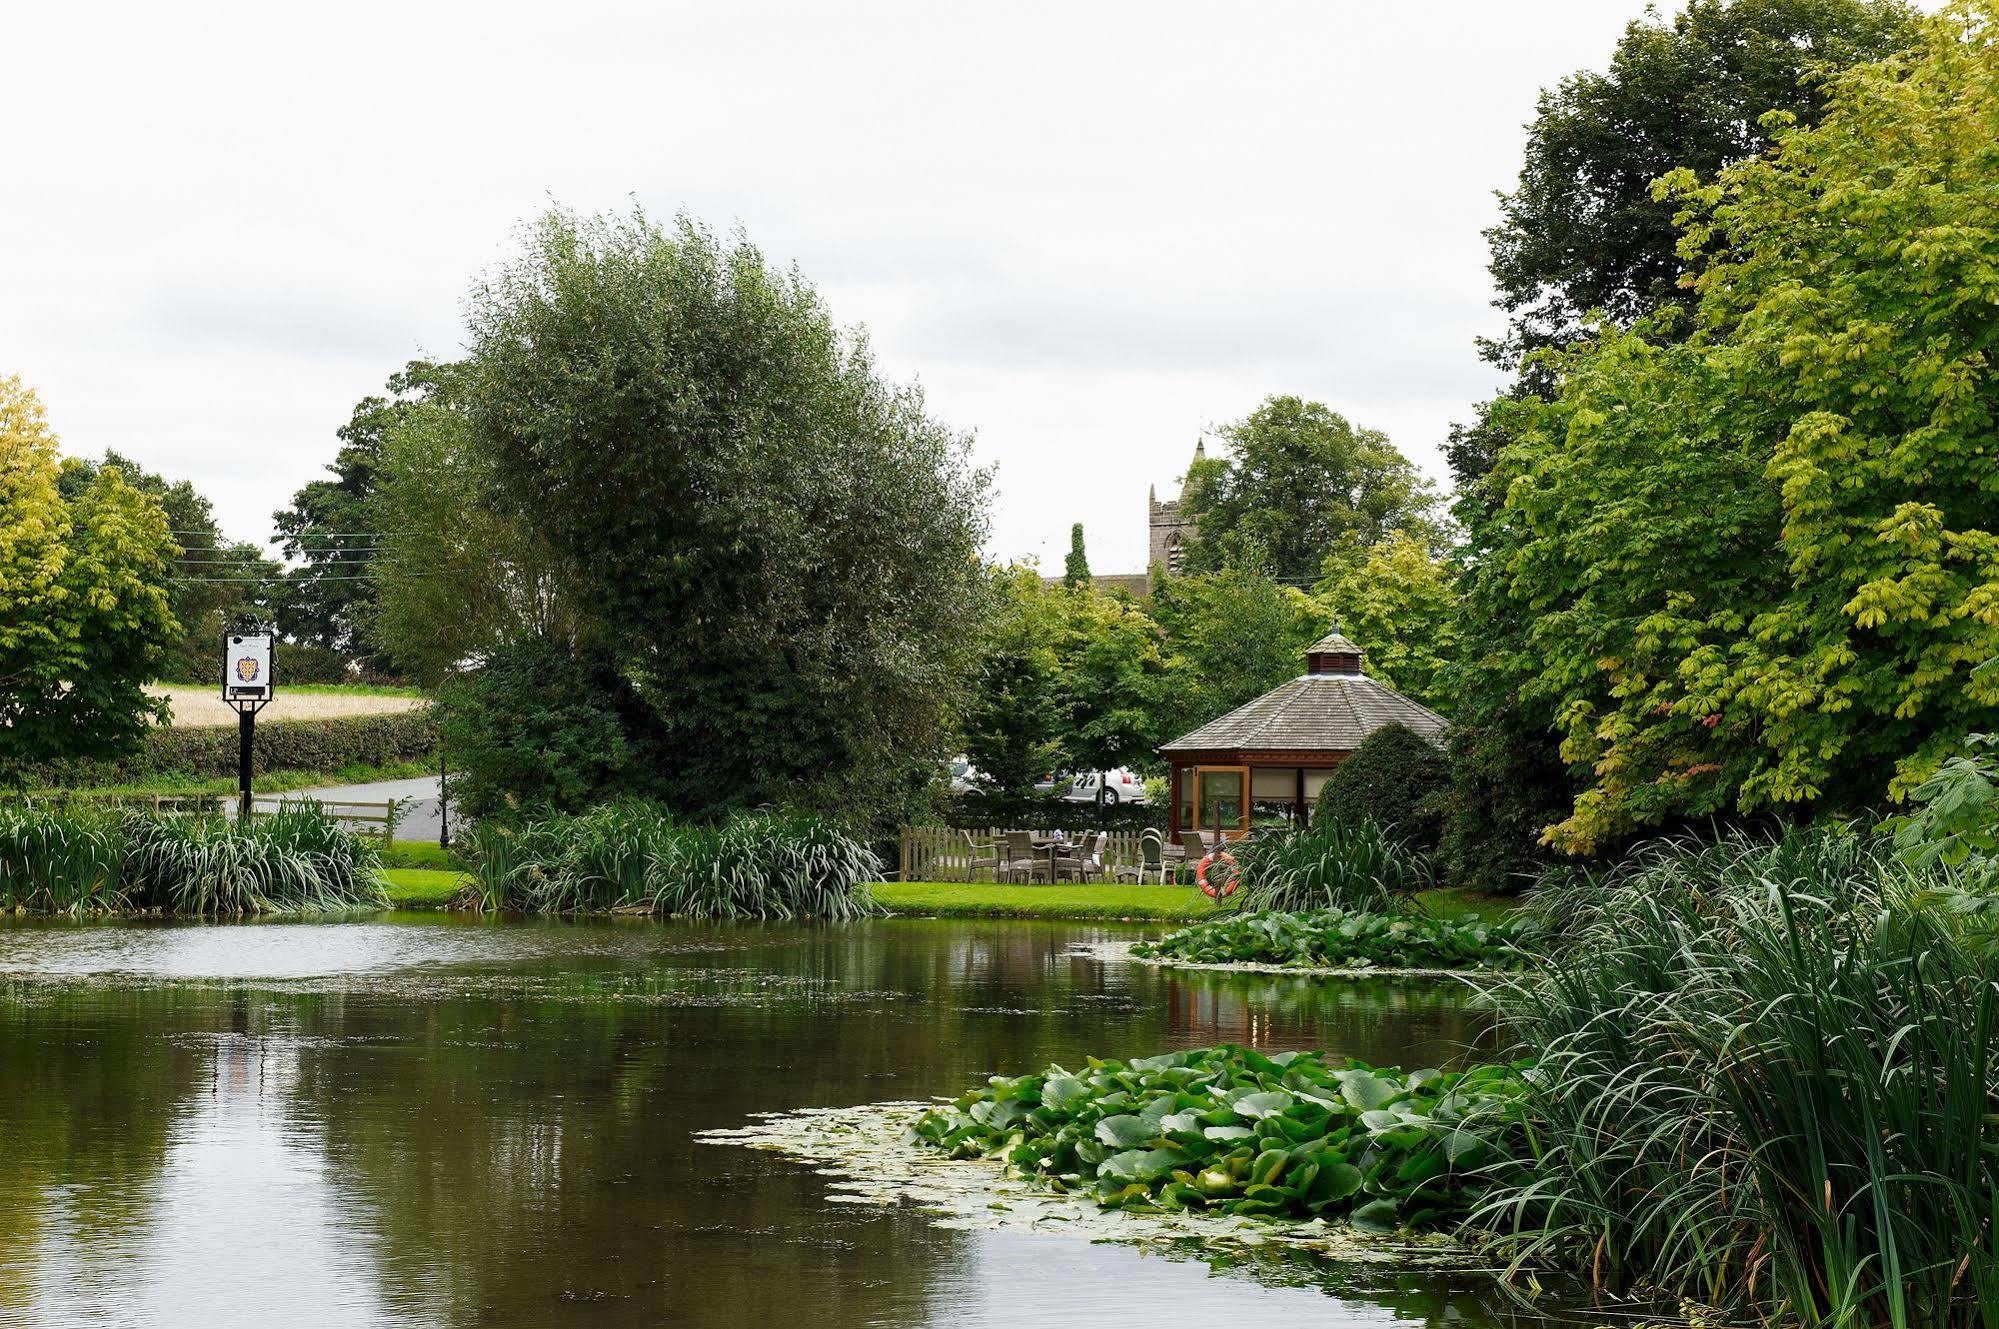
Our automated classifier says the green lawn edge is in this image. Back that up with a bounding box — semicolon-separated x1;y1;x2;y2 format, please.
381;868;464;909
370;871;1526;922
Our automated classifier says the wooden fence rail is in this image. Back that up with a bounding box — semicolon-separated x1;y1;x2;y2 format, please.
897;825;1184;884
7;792;403;847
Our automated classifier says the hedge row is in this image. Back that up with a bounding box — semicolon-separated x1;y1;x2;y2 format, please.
946;793;1168;833
27;712;439;787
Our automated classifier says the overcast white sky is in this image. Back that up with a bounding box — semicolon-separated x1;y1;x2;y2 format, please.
5;1;1681;574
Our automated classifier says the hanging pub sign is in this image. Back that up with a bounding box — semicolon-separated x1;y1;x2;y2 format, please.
224;632;275;703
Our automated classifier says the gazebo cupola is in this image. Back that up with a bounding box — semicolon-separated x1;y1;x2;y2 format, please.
1305;631;1364;676
1157;630;1448;837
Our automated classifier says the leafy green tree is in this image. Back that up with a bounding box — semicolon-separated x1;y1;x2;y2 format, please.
1182;396;1436;583
461;208;990;827
370;399;580;687
433;635;660;817
275;360;455;671
1442;0;1914;885
1054;586;1169;799
1484;0;1918;369
58;451;280;681
1062;523;1091;587
1477;4;1999;851
958;567;1069;797
1151;543;1322;739
1314;531;1462;711
0;376;178;779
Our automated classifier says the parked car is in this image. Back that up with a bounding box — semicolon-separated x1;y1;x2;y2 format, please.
947;756;984;794
1034;768;1150;805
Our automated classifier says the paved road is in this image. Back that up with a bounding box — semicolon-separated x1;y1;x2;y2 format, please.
298;775;456;845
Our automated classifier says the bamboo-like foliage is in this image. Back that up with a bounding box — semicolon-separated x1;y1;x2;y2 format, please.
1227;815;1431;914
1478;830;1999;1329
460;803;882;920
0;806;130;914
0;804;386;916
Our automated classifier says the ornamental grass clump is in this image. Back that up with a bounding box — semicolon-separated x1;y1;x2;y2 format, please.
1227;815;1432;914
1132;908;1540;970
908;1044;1530;1233
0;805;128;914
123;804;386;916
0;803;384;916
1476;829;1999;1329
461;803;881;920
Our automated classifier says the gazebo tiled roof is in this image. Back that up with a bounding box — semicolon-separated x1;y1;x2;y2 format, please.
1160;635;1447;755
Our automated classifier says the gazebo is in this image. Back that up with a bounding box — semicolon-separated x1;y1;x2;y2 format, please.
1160;632;1447;837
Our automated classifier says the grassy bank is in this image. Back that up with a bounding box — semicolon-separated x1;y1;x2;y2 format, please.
874;881;1218;920
382;868;464;909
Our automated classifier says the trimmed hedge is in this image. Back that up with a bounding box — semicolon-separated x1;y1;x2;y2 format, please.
1314;723;1450;853
946;792;1167;832
26;712;438;787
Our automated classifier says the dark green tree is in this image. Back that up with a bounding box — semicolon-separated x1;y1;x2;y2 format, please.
959;567;1068;797
1182;396;1436;583
1483;0;1917;374
275;360;456;672
1314;723;1451;854
1062;523;1091;587
462;208;990;827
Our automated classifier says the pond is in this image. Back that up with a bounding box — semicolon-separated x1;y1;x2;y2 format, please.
0;915;1539;1328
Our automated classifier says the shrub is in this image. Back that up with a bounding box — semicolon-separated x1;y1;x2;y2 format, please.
907;1044;1530;1232
1314;723;1450;852
1477;829;1999;1327
0;804;385;915
461;802;881;920
433;637;660;819
1132;908;1540;970
1227;816;1431;914
25;712;438;787
946;790;1166;833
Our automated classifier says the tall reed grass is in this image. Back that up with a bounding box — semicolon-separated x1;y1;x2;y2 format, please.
1227;814;1432;914
461;803;882;920
0;803;386;916
1478;830;1999;1329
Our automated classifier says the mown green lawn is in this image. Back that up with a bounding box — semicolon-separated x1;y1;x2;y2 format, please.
381;868;466;909
871;881;1219;921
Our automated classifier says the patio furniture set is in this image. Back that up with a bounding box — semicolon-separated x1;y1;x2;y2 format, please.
958;829;1230;885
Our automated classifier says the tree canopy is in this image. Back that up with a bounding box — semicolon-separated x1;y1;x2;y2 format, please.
456;208;990;825
1181;396;1436;583
1484;0;1917;365
1477;1;1999;851
59;450;278;682
0;376;177;779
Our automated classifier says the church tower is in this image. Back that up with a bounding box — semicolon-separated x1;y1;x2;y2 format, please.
1148;438;1203;576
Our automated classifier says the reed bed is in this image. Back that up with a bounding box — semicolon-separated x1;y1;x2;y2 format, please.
0;803;386;916
1226;815;1432;914
461;803;882;920
1477;830;1999;1329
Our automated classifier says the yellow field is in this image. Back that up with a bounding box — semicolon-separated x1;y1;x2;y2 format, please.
147;685;428;729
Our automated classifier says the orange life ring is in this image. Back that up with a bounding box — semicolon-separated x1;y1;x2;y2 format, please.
1196;849;1239;898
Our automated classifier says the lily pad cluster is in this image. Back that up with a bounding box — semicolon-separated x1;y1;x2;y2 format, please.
1131;909;1540;970
907;1044;1529;1233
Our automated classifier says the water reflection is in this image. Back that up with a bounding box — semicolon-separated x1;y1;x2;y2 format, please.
0;916;1532;1329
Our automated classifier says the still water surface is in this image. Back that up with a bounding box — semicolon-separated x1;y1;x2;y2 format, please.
0;915;1540;1328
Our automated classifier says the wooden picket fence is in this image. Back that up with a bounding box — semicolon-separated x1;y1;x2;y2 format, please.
897;825;1184;884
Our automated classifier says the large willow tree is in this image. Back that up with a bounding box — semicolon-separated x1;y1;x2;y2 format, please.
1482;1;1999;851
455;209;990;824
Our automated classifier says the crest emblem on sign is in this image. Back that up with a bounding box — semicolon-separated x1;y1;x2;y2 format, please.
236;657;260;683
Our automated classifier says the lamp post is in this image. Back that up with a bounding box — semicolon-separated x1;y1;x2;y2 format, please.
221;629;276;819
